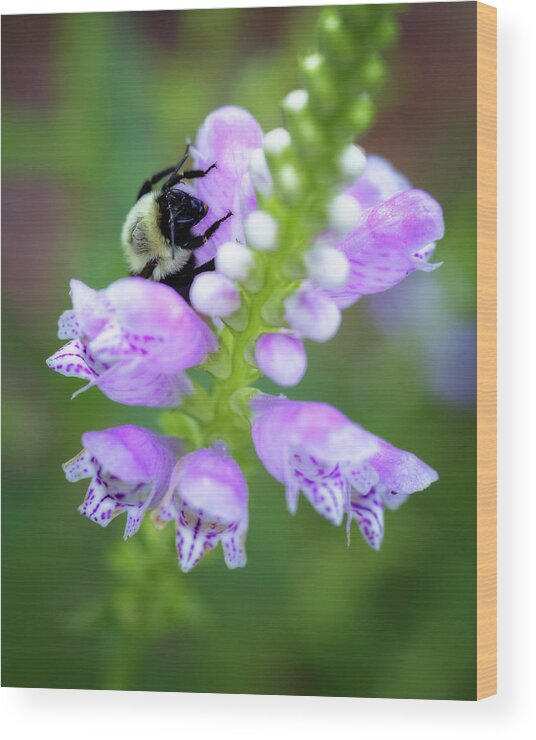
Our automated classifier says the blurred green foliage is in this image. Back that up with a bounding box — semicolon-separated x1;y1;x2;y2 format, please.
2;4;476;698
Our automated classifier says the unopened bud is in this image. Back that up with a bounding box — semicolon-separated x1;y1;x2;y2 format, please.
283;89;309;113
215;241;255;283
285;285;341;343
329;193;362;236
244;210;278;251
338;144;367;185
254;333;307;387
249;148;273;197
264;128;291;157
190;272;241;318
305;247;350;289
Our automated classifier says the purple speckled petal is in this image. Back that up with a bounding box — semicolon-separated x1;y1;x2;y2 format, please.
78;479;126;528
190;107;263;266
328;189;445;307
46;339;98;380
290;453;347;525
221;525;247;569
348;154;410;210
63;449;96;482
350;488;385;550
57;310;80;340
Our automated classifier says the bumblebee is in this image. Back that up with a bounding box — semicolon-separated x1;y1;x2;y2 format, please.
121;144;231;301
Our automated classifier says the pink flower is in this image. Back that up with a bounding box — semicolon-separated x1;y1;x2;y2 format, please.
250;394;438;549
47;277;217;407
64;425;180;538
326;188;445;308
153;443;249;572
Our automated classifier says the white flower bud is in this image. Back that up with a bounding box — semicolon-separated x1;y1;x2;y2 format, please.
278;163;300;194
248;148;273;197
254;333;307;387
338;144;367;184
303;53;323;72
244;210;278;252
264;128;291;157
215;241;255;283
285;286;341;343
305;247;350;289
190;272;240;318
283;89;309;113
329;193;362;236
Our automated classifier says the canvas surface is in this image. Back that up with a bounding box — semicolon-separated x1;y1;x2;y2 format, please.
2;2;481;699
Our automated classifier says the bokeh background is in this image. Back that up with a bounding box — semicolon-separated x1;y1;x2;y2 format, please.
2;3;476;698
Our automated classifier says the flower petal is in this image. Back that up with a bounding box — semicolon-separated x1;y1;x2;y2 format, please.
370;438;439;495
82;425;179;489
62;449;96;482
58;310;80;340
79;480;122;528
170;445;248;524
46;339;98;380
70;279;108;340
176;513;219;573
351;488;385;550
221;524;247;569
329;189;445;306
251;395;378;485
104;277;217;372
191;106;264;265
292;461;347;526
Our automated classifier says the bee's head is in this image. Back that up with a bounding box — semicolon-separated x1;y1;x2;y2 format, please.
165;187;208;227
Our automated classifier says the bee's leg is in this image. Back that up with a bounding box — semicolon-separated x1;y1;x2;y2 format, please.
182;163;217;180
165;163;217;190
136;165;177;201
182;211;232;250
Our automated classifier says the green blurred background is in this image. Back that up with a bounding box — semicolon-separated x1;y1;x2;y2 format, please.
2;3;476;698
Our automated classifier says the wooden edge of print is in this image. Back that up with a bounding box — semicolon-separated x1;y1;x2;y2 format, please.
476;1;497;701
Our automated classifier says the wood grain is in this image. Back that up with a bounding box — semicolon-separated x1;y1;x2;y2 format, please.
476;1;497;701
